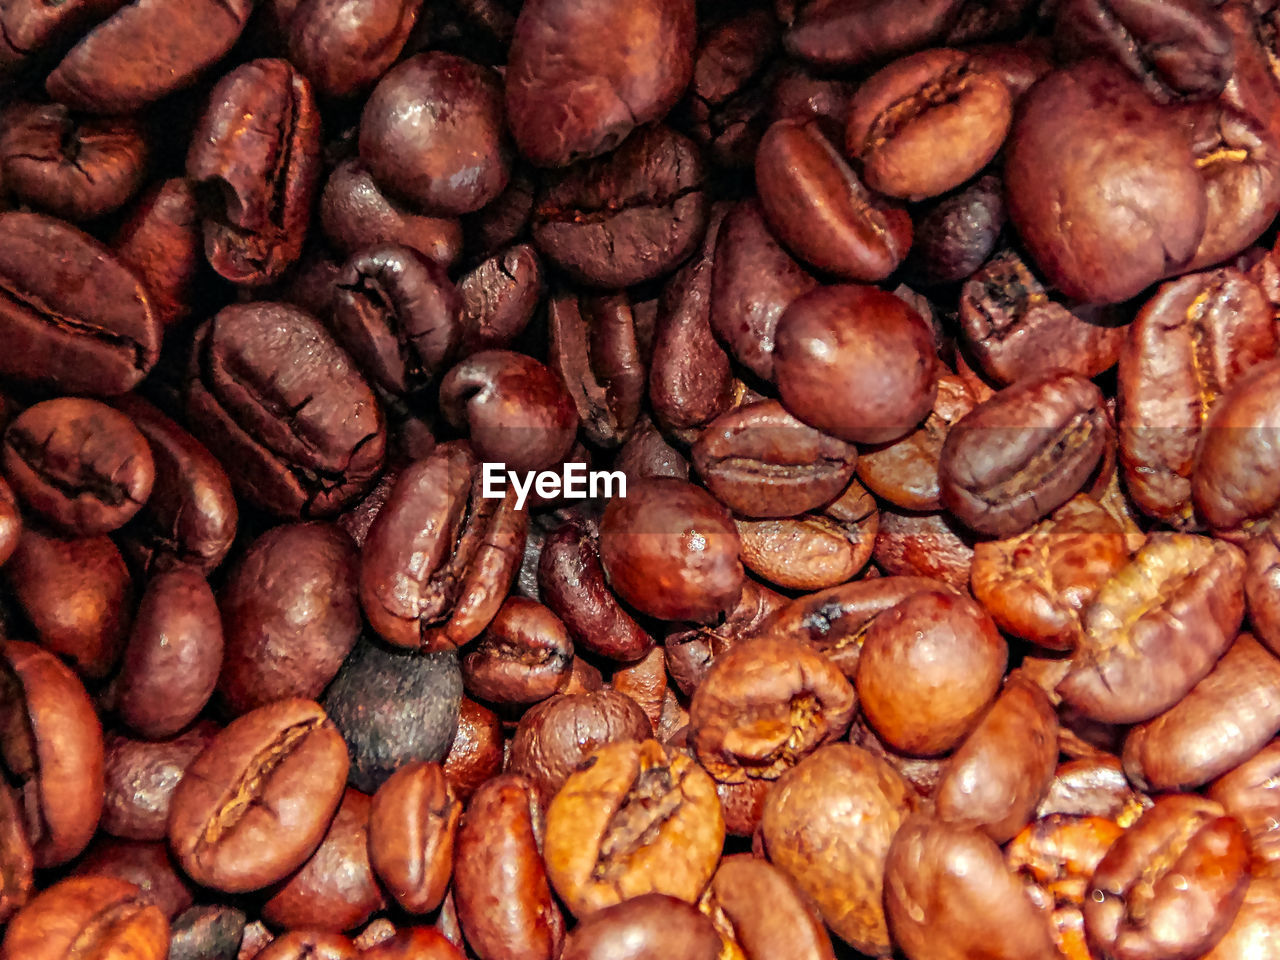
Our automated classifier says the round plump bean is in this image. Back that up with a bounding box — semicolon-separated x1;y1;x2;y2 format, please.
368;762;459;915
101;725;217;841
561;895;720;960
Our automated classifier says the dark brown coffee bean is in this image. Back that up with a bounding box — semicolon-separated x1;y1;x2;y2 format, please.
781;0;961;68
548;290;646;447
3;398;154;537
2;876;168;960
845;49;1012;201
615;415;690;487
0;211;160;395
1005;59;1205;304
5;527;132;680
286;0;420;98
113;568;221;739
885;815;1059;960
599;477;743;624
939;371;1108;537
755;119;912;281
971;495;1129;652
71;837;193;919
1119;268;1275;528
762;743;914;954
873;508;976;590
321;159;464;269
101;725;217;841
457;244;543;355
323;639;463;794
186;302;387;519
693;400;856;518
1085;795;1250;960
1058;533;1245;724
0;102;147;221
360;443;525;651
218;522;361;715
187;59;320;286
360;52;510;216
454;774;565;959
857;589;1007;756
262;788;385;932
439;351;578;475
112;179;203;328
699;855;834;960
167;698;350;893
1124;633;1280;791
368;762;459;915
689;635;855;783
0;639;104;868
681;11;777;168
460;597;573;705
442;697;503;802
544;739;723;916
934;674;1058;843
562;894;720;960
774;284;937;445
532;125;708;288
0;479;21;570
904;174;1005;286
505;0;695;167
330;243;462;397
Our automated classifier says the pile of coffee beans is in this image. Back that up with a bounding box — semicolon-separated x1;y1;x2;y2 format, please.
3;0;1280;957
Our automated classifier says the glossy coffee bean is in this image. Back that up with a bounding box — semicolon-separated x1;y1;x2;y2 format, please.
101;725;217;841
3;876;168;960
167;698;349;893
368;762;459;915
563;894;719;960
442;697;504;802
286;0;420;98
460;596;574;705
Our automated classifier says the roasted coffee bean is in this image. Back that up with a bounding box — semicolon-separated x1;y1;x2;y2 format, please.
958;249;1127;387
112;396;238;576
1202;875;1280;960
1193;357;1280;540
167;905;247;960
762;743;914;954
971;495;1129;652
0;479;21;570
439;351;578;474
322;639;462;794
368;762;459;915
187;59;321;286
548;290;646;447
457;244;543;355
453;774;565;960
532;125;708;289
1123;633;1280;791
544;739;724;916
774;284;936;446
320;159;464;269
615;415;690;487
186;302;386;519
904;174;1005;286
360;928;462;960
0;102;148;221
5;527;133;680
1058;533;1245;724
218;523;361;715
3;397;154;537
689;635;855;783
884;815;1059;960
1085;795;1250;960
113;569;221;738
873;508;976;590
665;578;785;692
460;596;573;705
286;0;420;98
255;931;358;960
699;855;835;960
681;11;777;168
442;697;503;802
1053;0;1235;102
112;179;203;328
504;0;696;167
608;646;668;729
933;674;1058;843
939;371;1108;537
562;894;720;960
329;243;462;396
360;53;509;217
508;689;652;804
781;0;961;68
845;49;1011;202
1037;755;1151;822
101;725;217;841
0;211;160;395
1005;59;1205;304
167;698;350;893
262;788;384;932
598;477;743;624
0;782;32;923
2;876;168;960
1120;268;1276;528
755;119;912;282
71;837;193;919
857;375;977;512
360;443;526;651
0;640;103;868
693;400;856;518
1209;738;1280;865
